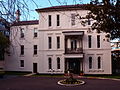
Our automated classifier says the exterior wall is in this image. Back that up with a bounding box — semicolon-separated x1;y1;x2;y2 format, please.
5;24;39;72
5;8;112;74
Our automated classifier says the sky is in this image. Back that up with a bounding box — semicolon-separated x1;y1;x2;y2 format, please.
23;0;91;20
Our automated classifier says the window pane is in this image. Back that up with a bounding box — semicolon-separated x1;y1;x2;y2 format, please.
97;35;100;48
20;60;24;67
57;15;60;26
57;57;60;69
71;14;75;26
48;37;52;49
34;28;37;37
48;58;52;69
89;57;92;69
88;35;91;48
57;36;60;49
21;45;24;55
48;15;51;27
98;57;101;69
34;45;37;55
20;28;24;38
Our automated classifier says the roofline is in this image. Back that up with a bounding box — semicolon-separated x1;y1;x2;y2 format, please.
11;20;39;26
36;4;90;12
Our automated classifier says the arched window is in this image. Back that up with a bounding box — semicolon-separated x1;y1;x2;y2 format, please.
98;57;101;69
57;57;60;69
89;57;92;69
48;57;52;69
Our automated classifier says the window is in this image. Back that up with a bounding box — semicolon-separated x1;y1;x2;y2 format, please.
71;14;75;26
20;60;24;67
48;37;52;49
97;35;100;48
57;15;60;26
57;57;60;69
48;15;52;27
20;45;24;55
88;19;91;25
20;28;24;38
34;45;37;55
48;57;52;69
34;28;38;37
71;40;77;50
98;57;101;69
88;35;91;48
89;57;92;69
57;36;60;49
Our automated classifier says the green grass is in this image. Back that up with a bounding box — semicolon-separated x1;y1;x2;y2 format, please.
32;74;64;77
85;75;120;79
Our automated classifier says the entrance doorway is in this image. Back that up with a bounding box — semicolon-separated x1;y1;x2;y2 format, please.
65;58;81;74
33;63;37;73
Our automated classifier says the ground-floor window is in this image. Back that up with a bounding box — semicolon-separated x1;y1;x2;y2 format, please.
98;56;101;69
48;57;52;69
57;57;60;69
89;57;92;69
20;60;24;67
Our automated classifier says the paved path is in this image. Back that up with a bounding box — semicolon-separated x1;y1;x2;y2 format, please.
0;76;120;90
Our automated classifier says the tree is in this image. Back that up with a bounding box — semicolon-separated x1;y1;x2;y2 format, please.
86;0;120;39
0;32;10;60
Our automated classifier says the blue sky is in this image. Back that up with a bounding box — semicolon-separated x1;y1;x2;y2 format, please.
22;0;91;20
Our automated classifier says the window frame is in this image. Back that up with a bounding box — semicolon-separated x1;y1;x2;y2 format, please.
97;35;100;48
57;14;60;26
89;57;92;69
34;45;37;55
57;36;60;49
48;37;52;49
88;35;92;48
57;57;60;69
48;57;52;69
20;45;24;55
20;28;24;38
20;60;24;67
48;15;52;27
34;28;38;38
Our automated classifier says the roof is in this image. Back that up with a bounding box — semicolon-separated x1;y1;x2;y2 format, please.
36;4;90;12
11;20;39;26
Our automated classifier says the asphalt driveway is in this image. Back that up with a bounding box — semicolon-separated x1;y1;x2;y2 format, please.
0;76;120;90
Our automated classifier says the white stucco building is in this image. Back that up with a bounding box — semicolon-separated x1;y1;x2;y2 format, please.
5;4;112;75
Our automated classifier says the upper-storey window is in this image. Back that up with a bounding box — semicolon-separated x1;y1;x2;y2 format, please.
88;19;91;25
71;40;77;50
71;14;76;26
48;15;52;27
34;45;37;55
57;15;60;26
34;28;38;38
48;37;52;49
20;45;24;55
20;28;24;38
97;35;100;48
57;36;60;49
88;35;92;48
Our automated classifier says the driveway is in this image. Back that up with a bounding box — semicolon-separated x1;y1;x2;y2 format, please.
0;76;120;90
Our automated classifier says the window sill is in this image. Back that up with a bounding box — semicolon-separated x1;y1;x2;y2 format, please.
33;54;38;57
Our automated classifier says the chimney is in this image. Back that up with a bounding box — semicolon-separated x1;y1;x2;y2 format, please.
15;9;21;22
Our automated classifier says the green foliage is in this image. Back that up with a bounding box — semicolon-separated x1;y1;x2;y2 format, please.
0;32;10;57
87;0;120;39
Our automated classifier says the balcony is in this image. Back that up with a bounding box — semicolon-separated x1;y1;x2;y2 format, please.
65;48;83;54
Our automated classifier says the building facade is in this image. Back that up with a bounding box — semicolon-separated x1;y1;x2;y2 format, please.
5;5;112;75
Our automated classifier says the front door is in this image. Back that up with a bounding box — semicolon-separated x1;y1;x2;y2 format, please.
33;63;37;73
68;59;80;74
